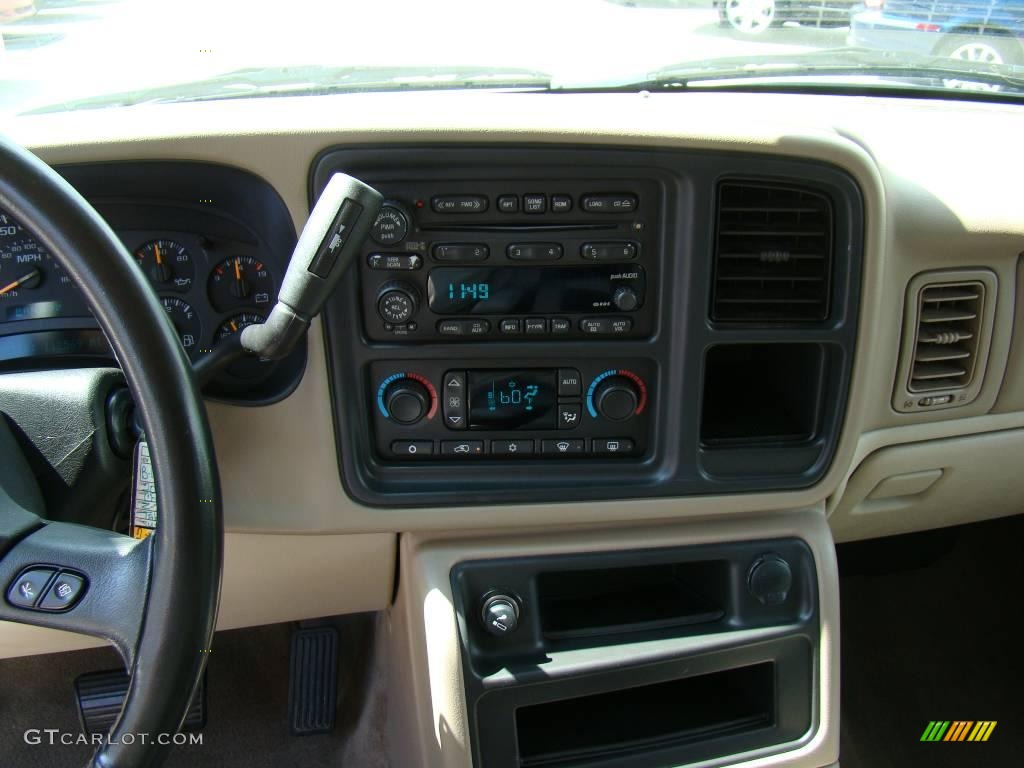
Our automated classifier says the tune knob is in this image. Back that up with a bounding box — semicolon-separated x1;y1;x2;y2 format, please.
612;286;639;311
376;281;419;324
593;376;640;422
383;379;430;425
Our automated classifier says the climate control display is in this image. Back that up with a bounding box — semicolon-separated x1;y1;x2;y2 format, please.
468;370;556;430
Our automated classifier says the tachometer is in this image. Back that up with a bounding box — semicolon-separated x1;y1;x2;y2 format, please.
208;255;274;312
159;296;202;357
136;239;194;291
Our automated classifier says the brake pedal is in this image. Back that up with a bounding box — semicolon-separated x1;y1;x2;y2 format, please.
288;624;339;735
75;668;206;735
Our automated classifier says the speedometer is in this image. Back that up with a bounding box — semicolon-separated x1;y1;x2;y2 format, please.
0;211;84;320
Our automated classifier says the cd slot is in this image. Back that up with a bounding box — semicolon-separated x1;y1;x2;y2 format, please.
418;222;619;233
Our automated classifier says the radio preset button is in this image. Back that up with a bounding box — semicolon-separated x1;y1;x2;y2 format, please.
581;241;638;261
499;319;522;335
524;318;547;334
507;243;563;261
558;369;582;396
524;194;547;214
582;194;638;213
432;243;489;262
443;371;467;430
550;318;571;334
497;195;519;213
432;195;488;213
551;195;573;213
441;440;484;456
558;404;582;430
491;439;535;456
541;439;585;455
592;438;635;455
368;253;422;271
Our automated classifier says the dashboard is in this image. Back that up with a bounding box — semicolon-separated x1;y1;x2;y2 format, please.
0;162;303;402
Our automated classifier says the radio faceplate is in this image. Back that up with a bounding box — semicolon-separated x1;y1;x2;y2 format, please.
357;179;660;342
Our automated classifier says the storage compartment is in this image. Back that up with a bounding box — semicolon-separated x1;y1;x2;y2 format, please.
701;343;826;445
537;560;727;640
516;662;774;767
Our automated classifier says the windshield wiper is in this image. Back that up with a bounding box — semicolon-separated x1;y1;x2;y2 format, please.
23;64;553;113
576;48;1024;98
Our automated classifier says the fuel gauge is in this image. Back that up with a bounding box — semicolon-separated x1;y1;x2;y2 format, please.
159;296;202;356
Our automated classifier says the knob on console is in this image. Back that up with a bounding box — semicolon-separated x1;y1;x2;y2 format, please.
377;281;419;324
612;286;639;311
383;379;430;425
594;376;640;421
747;554;793;606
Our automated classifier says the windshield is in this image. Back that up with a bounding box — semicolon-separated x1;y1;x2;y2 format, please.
2;0;1023;115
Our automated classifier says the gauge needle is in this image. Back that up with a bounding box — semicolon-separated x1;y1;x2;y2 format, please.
153;243;163;265
0;269;40;296
229;320;238;332
233;257;242;281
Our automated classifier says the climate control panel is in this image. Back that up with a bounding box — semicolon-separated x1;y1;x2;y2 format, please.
369;359;653;461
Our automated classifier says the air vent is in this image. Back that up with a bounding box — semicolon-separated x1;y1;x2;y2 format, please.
712;182;833;322
909;282;985;392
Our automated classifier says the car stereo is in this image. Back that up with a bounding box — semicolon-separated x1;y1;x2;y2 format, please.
356;179;660;342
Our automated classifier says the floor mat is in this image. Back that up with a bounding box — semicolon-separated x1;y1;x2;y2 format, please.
0;613;388;767
839;514;1024;768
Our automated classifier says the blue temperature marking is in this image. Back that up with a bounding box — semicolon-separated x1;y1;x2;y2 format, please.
377;373;405;417
586;369;616;418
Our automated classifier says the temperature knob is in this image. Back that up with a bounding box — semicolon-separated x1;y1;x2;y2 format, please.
383;379;430;425
593;376;640;421
376;281;419;324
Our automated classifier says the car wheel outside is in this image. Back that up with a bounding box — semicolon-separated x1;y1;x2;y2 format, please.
936;34;1024;67
725;0;776;34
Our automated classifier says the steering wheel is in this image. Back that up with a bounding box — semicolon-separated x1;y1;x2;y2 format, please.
0;136;222;766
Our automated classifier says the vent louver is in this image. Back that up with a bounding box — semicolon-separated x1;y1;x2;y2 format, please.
712;182;833;322
909;282;985;392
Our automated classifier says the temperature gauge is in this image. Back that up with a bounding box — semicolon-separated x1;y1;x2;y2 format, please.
135;240;194;291
217;312;268;379
159;296;202;356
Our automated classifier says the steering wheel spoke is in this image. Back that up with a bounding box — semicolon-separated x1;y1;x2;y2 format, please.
0;520;151;665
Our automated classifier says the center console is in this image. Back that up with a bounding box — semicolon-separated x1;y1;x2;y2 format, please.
314;147;863;507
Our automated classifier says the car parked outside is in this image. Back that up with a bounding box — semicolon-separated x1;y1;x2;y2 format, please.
850;0;1024;66
715;0;859;34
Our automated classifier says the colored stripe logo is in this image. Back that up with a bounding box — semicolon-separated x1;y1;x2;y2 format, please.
921;721;997;742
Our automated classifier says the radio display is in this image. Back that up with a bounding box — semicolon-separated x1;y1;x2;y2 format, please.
468;369;556;430
427;266;644;315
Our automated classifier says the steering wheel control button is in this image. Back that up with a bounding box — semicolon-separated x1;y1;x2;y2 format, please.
490;439;535;456
443;371;467;430
747;554;794;606
481;594;521;637
432;195;488;214
391;440;434;457
442;440;484;457
6;567;56;609
39;572;86;611
541;438;585;455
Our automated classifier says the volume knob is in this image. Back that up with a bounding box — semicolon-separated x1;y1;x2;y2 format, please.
612;286;639;311
377;281;420;324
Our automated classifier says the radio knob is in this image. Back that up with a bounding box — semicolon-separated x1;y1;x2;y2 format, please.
383;379;430;425
377;281;420;324
371;204;409;246
594;376;640;422
612;286;639;312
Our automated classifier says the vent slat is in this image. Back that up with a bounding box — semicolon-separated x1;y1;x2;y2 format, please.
712;182;833;323
908;282;984;393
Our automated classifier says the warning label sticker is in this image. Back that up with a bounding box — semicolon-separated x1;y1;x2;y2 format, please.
131;439;157;540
